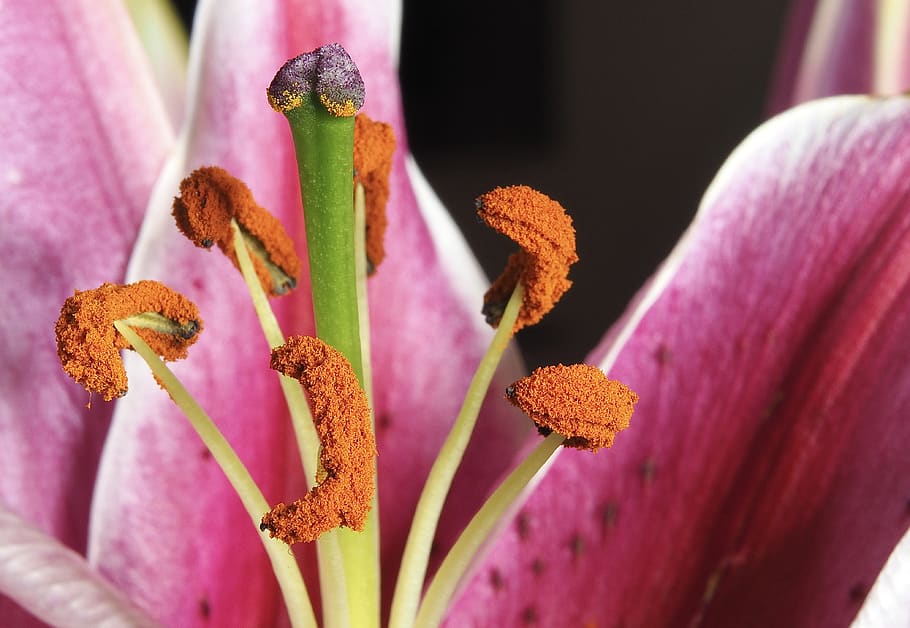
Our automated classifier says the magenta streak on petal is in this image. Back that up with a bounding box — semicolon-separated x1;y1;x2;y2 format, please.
0;0;171;621
446;96;910;626
87;0;526;624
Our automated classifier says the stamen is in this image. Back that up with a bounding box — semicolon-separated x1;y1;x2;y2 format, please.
416;370;638;626
172;166;301;296
111;322;316;628
55;281;201;401
389;284;523;628
353;114;396;273
267;43;365;117
260;336;376;544
476;186;578;331
506;364;639;451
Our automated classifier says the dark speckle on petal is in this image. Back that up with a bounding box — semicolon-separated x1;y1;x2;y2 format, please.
849;582;868;603
522;606;538;624
600;501;619;534
531;557;545;576
761;389;785;421
199;596;211;620
516;511;531;540
655;343;672;366
640;457;657;484
570;533;585;559
490;568;505;591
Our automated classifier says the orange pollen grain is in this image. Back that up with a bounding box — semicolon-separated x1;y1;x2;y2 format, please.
55;281;202;401
172;166;302;296
476;185;578;332
261;336;376;544
506;364;638;451
353;113;396;274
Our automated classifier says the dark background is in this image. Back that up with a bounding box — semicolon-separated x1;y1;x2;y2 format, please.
173;1;794;368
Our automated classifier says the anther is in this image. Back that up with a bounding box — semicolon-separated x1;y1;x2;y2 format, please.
267;43;365;117
172;166;301;296
353;113;396;273
260;336;376;544
476;186;578;332
55;281;202;401
506;364;638;451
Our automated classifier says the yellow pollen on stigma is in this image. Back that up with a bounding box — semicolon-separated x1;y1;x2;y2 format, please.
319;93;359;117
268;88;304;113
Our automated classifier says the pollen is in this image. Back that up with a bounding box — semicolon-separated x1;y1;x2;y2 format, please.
268;88;303;114
354;113;396;273
172;166;301;296
476;186;578;332
260;336;376;544
320;93;358;118
55;281;202;401
506;364;638;451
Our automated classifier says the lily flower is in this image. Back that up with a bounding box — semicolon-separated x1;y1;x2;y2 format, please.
1;2;908;628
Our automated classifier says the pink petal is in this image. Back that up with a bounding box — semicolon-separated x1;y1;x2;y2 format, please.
448;95;910;626
0;0;171;559
768;0;910;113
87;0;526;623
124;0;190;129
0;504;156;627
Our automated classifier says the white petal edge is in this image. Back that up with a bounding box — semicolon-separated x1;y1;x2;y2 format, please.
851;527;910;628
405;155;491;328
0;505;157;628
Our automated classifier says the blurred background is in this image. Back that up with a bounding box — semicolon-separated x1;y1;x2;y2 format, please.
172;0;794;368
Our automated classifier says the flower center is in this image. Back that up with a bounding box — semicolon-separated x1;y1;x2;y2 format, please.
52;42;638;628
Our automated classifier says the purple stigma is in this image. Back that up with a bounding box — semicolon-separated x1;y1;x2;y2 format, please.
268;43;365;117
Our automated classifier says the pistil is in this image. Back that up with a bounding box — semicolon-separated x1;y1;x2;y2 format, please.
270;43;378;627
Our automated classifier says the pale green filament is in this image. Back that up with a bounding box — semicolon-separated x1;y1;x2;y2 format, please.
112;321;315;628
230;221;350;628
414;432;564;627
353;183;375;421
230;221;318;478
389;284;524;628
350;181;382;620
